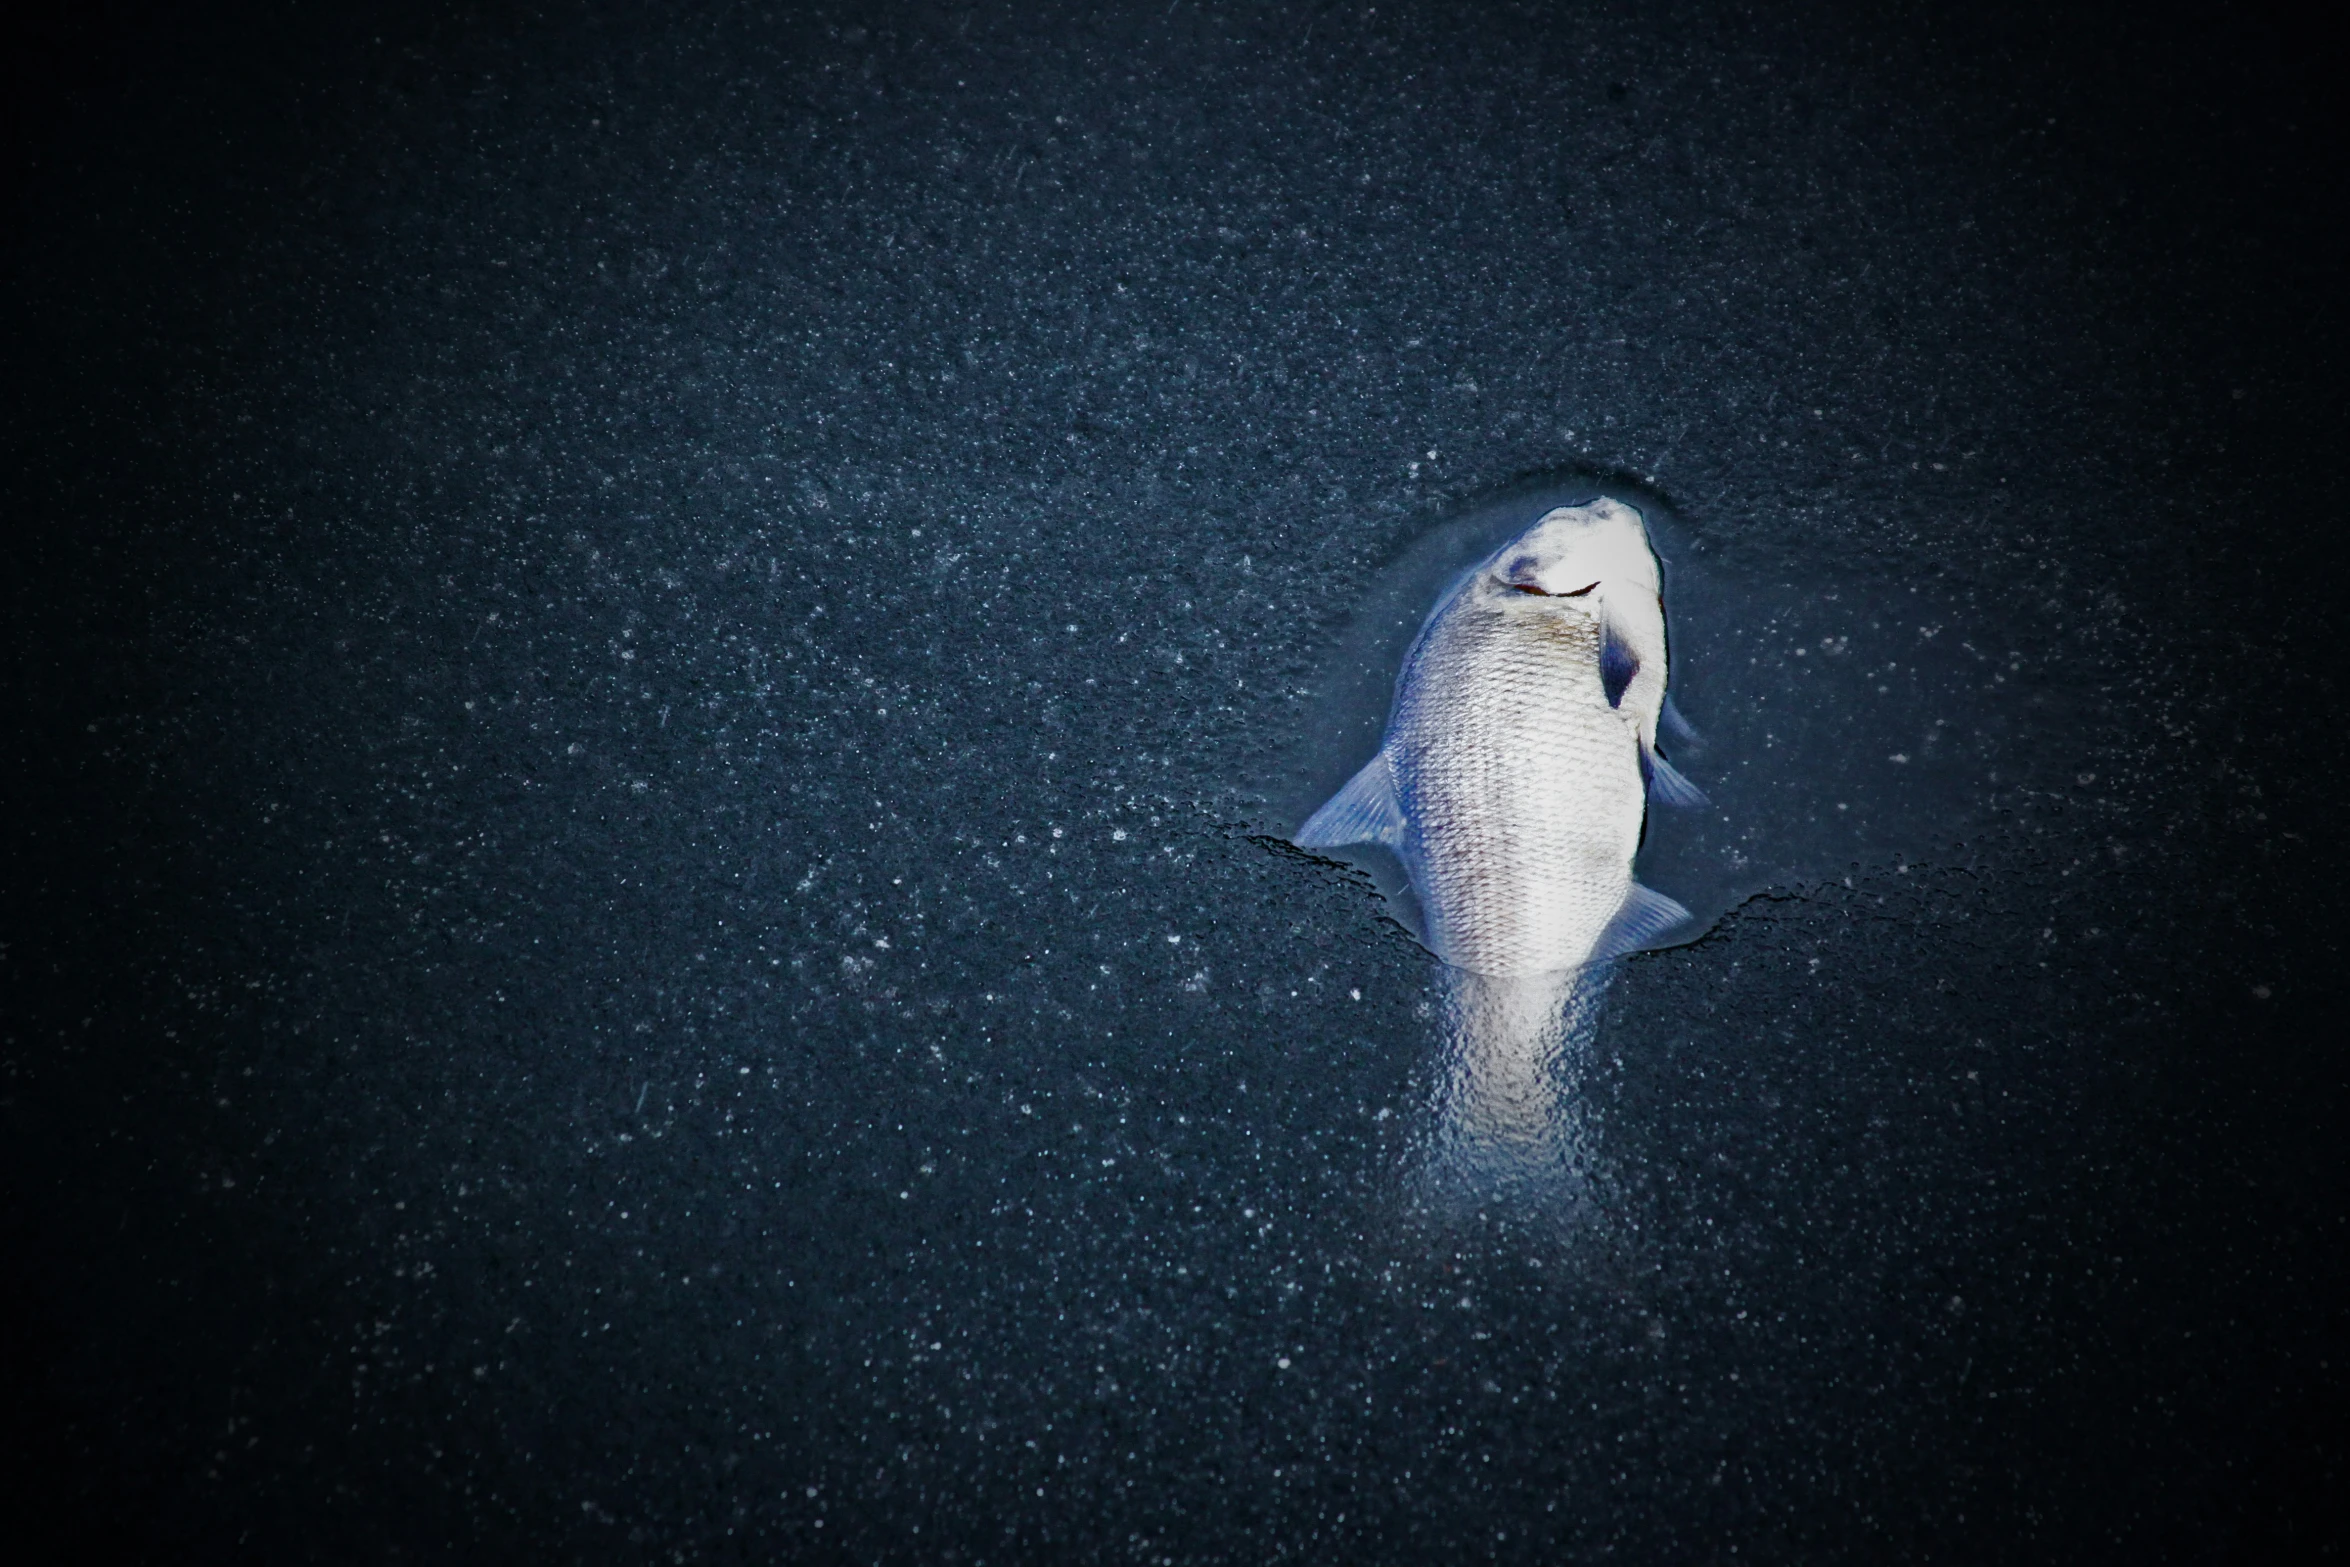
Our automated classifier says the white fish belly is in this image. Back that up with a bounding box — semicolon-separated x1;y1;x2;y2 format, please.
1390;607;1645;977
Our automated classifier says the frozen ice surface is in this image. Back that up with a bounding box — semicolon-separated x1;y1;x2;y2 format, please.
1;2;2343;1563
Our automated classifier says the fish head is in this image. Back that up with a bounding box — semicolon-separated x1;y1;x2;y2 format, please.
1480;498;1661;613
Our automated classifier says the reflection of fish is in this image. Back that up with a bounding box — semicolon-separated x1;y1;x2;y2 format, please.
1398;965;1613;1218
1294;497;1701;976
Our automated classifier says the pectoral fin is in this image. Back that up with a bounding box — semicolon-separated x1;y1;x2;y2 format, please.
1599;621;1638;709
1660;694;1701;747
1294;750;1404;849
1590;882;1695;964
1640;745;1710;808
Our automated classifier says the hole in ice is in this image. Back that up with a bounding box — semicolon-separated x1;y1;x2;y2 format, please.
1261;469;2081;954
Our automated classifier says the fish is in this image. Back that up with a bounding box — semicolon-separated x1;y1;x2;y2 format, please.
1293;495;1704;979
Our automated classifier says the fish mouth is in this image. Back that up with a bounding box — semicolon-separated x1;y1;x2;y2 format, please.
1505;578;1599;598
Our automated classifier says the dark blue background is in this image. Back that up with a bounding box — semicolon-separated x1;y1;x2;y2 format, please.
5;2;2343;1560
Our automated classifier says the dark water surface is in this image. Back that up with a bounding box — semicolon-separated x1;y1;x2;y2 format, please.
6;2;2344;1561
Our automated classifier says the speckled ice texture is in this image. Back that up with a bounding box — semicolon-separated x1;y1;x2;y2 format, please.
4;1;2344;1561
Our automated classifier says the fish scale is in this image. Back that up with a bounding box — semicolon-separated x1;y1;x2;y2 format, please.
1393;599;1644;977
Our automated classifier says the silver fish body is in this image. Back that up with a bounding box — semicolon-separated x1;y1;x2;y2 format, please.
1390;591;1643;974
1295;497;1700;977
